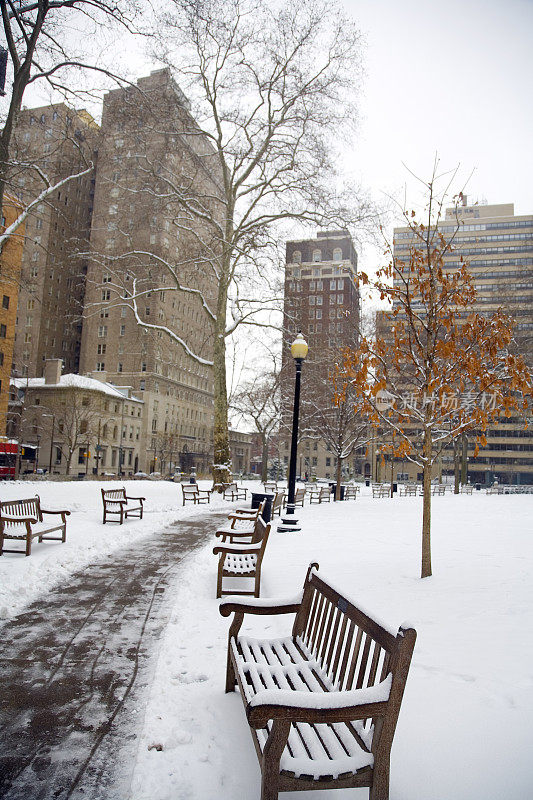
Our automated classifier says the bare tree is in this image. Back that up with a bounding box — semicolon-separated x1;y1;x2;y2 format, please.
102;0;378;481
0;0;144;246
231;355;282;482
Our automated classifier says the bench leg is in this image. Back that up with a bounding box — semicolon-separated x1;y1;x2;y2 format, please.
370;758;390;800
216;561;223;599
261;720;290;800
26;533;32;557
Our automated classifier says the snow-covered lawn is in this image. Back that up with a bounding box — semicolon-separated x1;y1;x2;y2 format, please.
1;480;532;798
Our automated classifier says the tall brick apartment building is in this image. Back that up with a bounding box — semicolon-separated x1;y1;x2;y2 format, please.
0;196;25;435
281;230;362;479
79;69;223;473
9;104;98;377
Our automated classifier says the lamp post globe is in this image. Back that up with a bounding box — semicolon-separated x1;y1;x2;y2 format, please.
278;332;308;533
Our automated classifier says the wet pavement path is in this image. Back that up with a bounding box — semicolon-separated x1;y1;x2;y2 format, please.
0;510;228;800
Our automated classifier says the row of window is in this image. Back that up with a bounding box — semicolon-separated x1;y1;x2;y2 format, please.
290;247;344;264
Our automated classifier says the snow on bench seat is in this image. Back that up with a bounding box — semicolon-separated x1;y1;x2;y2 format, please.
220;564;417;799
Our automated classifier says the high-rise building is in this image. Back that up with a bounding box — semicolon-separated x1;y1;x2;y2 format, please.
79;69;223;474
392;200;533;485
282;230;362;480
10;104;98;377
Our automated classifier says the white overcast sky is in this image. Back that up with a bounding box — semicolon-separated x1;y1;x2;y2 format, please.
346;0;533;258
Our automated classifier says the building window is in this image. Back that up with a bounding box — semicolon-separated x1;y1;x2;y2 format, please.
312;249;321;262
292;250;301;263
330;279;336;290
98;325;107;337
333;248;342;261
2;295;9;309
139;379;145;390
0;324;6;338
316;296;323;305
309;296;315;305
315;309;322;319
141;362;147;372
120;325;125;336
117;362;123;372
96;362;105;371
97;344;106;355
102;289;111;301
337;279;344;289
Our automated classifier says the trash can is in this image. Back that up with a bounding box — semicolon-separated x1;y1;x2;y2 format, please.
475;483;481;491
189;472;197;484
392;482;398;493
251;492;274;523
329;483;345;500
365;479;370;487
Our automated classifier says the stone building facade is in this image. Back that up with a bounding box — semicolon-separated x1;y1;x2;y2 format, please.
11;359;143;476
79;69;222;476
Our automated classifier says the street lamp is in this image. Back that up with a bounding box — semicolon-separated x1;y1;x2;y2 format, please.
278;332;308;533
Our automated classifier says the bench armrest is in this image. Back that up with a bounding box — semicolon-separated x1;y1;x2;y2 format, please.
213;542;262;555
0;515;38;524
228;511;256;520
219;592;303;618
246;676;392;727
40;508;71;516
124;495;145;501
215;526;254;538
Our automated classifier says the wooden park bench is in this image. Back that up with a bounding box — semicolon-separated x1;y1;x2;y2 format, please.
264;481;278;493
213;516;271;598
223;482;249;501
215;500;267;543
431;484;446;496
0;495;70;556
271;491;286;517
294;486;306;507
101;487;145;524
220;563;417;800
343;484;360;500
308;485;331;504
181;483;211;505
372;484;390;498
460;484;474;495
399;484;418;497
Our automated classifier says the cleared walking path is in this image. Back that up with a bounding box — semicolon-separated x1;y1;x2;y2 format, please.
0;510;227;800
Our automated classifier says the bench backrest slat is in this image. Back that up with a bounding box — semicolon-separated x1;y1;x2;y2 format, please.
102;488;126;501
0;496;41;523
295;569;401;700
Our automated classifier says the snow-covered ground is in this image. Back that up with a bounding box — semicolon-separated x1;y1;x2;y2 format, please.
1;480;532;799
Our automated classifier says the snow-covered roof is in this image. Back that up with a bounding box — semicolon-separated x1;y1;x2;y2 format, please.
12;374;143;403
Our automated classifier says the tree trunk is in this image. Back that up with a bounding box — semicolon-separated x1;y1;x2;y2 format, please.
261;432;268;483
212;252;231;485
421;430;432;578
335;456;342;500
454;438;460;494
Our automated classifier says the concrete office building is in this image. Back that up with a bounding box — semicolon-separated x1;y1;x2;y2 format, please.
392;200;533;485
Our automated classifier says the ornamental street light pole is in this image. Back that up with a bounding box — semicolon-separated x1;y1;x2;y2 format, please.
278;332;308;533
